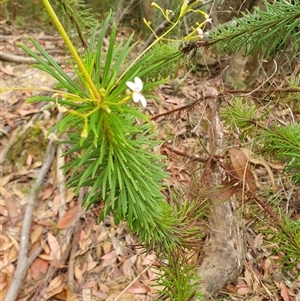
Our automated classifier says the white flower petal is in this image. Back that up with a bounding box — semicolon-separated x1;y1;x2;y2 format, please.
139;94;147;108
132;92;140;103
205;18;212;24
126;81;137;91
134;77;143;91
197;28;204;36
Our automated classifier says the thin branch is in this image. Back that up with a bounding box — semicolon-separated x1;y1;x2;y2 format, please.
150;86;300;121
3;138;56;301
161;144;208;163
56;112;67;218
67;187;85;291
0;50;67;64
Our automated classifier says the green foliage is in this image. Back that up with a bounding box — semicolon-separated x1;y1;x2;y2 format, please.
156;250;204;301
266;217;300;275
209;0;300;56
20;13;183;251
260;124;300;183
143;42;185;80
221;97;262;139
50;0;96;48
278;217;300;273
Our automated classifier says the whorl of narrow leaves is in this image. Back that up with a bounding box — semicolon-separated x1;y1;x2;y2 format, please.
209;0;300;55
20;12;185;251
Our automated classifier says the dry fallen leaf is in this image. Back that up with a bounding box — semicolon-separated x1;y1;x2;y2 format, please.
0;271;8;291
47;232;61;260
126;282;149;294
47;274;64;291
30;258;49;280
280;282;291;301
228;148;256;193
241;148;277;190
82;288;91;301
30;224;44;244
214;181;238;201
52;285;79;301
56;205;80;229
0;271;12;301
42;186;54;201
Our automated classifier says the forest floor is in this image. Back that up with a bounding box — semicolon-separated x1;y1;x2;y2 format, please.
0;26;300;301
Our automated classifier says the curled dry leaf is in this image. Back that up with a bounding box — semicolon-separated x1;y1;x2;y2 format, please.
52;285;79;301
47;274;64;291
241;148;278;190
228;148;256;193
47;232;61;260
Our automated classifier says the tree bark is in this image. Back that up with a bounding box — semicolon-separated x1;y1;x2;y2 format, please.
197;97;243;297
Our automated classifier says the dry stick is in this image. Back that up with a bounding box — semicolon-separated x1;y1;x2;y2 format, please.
162;143;208;163
56;112;67;218
0;35;63;41
114;0;136;28
0;50;67;64
67;187;85;291
57;142;67;217
113;259;156;301
3;139;56;301
150;86;300;121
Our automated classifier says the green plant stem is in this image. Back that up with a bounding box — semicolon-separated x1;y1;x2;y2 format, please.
41;0;100;100
117;19;179;83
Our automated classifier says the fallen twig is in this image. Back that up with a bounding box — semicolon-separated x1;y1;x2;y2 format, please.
161;143;208;163
56;112;67;218
67;187;85;291
3;137;56;301
0;50;67;64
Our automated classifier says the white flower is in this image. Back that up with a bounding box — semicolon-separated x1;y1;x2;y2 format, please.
197;28;204;37
126;77;147;108
205;17;212;24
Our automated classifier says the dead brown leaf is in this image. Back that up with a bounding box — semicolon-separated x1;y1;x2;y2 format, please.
30;224;43;244
42;186;54;201
52;285;79;301
0;271;11;301
56;205;80;229
126;282;149;294
30;258;49;280
228;148;256;193
280;282;291;301
47;232;61;260
215;181;238;201
17;108;40;116
0;64;15;76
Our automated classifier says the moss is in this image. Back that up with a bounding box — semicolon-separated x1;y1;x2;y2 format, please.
7;124;48;166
